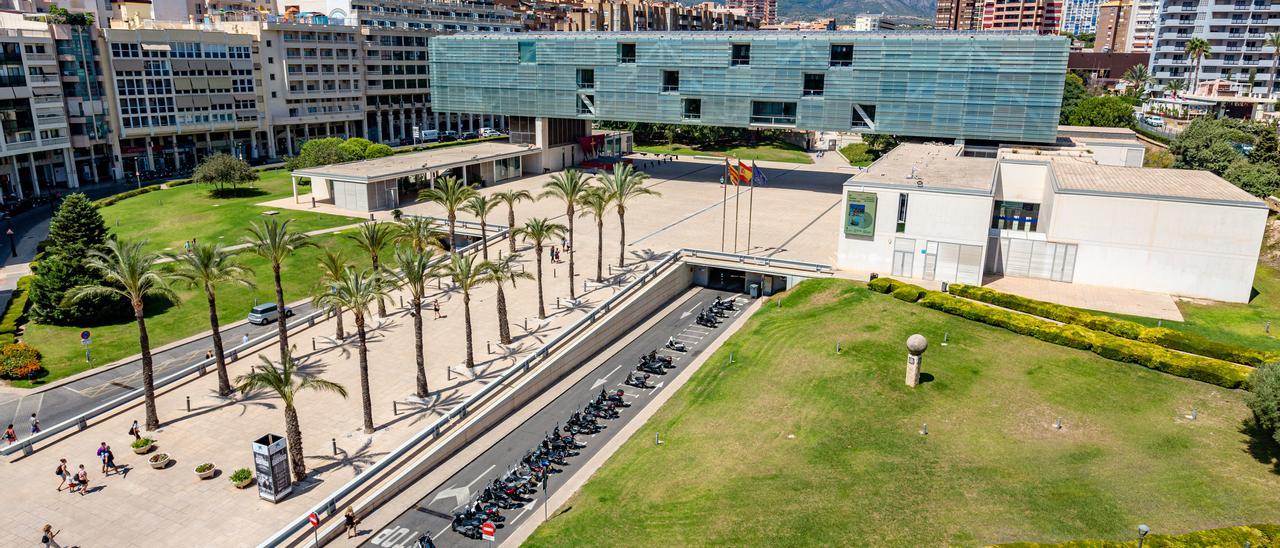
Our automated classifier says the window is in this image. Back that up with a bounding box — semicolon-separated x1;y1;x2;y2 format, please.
576;68;594;89
682;98;701;121
731;43;750;66
662;70;679;93
830;44;854;67
990;201;1041;231
617;42;636;64
750;101;796;125
803;73;824;97
852;104;876;129
896;193;908;233
577;93;594;115
267;56;273;64
518;41;536;63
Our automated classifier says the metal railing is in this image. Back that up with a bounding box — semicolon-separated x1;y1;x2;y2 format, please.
683;248;833;273
0;222;505;459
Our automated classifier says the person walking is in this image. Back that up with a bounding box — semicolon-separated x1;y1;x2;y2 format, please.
241;333;250;346
432;299;441;320
40;524;59;548
104;444;118;475
128;420;141;441
96;442;109;474
344;506;359;538
75;465;89;496
29;412;40;435
54;458;70;491
3;423;15;445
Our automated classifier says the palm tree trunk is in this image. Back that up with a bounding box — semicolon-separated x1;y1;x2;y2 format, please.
356;316;374;433
334;307;345;339
535;247;546;319
617;207;626;268
137;310;160;431
373;256;386;317
496;284;511;344
205;286;232;397
463;291;475;367
284;404;307;481
567;207;576;299
480;220;488;260
273;263;289;364
596;218;604;283
507;206;517;253
413;296;428;398
448;212;457;253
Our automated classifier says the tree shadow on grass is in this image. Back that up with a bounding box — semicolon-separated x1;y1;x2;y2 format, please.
1240;417;1280;474
208;187;268;199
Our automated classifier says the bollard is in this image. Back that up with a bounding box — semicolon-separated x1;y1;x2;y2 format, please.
393;400;399;415
186;396;191;412
655;432;662;445
729;352;734;364
524;317;528;331
554;268;557;278
942;332;949;346
332;438;337;455
312;337;316;351
920;423;928;436
487;341;492;354
400;295;404;307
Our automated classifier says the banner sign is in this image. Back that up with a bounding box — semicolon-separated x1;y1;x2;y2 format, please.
844;191;878;238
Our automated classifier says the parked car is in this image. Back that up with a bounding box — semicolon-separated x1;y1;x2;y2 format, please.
420;129;440;142
247;302;293;325
460;131;479;140
479;127;503;138
1143;115;1165;127
440;131;459;142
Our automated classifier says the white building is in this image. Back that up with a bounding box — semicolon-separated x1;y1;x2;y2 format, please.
1148;0;1280;92
851;14;894;31
836;128;1266;303
1059;0;1101;34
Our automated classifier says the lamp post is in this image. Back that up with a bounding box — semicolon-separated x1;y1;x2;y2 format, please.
1137;524;1150;548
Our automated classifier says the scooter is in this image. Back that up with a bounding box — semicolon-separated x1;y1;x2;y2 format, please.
696;313;718;328
625;371;654;389
665;337;687;352
637;359;666;375
646;350;674;367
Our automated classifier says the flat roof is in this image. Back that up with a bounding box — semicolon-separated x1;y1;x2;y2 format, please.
439;30;1054;41
1046;157;1265;206
292;141;539;183
848;143;996;194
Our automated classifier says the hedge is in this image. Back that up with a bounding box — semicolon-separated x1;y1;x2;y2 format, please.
93;184;163;208
949;283;1278;367
997;523;1280;547
0;275;34;342
918;292;1252;389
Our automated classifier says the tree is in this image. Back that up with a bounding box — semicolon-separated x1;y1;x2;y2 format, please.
1165;78;1186;98
391;246;441;398
1121;64;1150;96
443;253;488;368
1060;72;1088;124
395;216;444;253
29;193;126;324
493;190;534;254
66;239;178;431
347;221;395;316
192;153;258;196
315;250;350;340
1268;32;1280;98
514;218;566;320
1224;158;1280;197
313;267;393;433
235;352;347;482
1170;118;1253;174
365;144;394;159
167;243;254;397
541;169;593;299
337;137;373;160
862;133;899;154
46;6;94;25
1246;363;1280;446
243;219;314;364
462;195;499;260
1185;37;1212;92
481;254;532;345
599;163;659;268
578;186;612;283
1252;126;1280;168
417;176;478;252
1064;96;1136;128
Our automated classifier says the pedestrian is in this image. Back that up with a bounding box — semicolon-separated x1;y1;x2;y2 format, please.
75;465;89;496
97;442;109;474
29;412;39;434
3;423;15;445
241;333;249;346
561;237;568;251
205;350;213;360
40;524;59;548
54;458;69;491
432;299;441;319
128;420;141;441
103;444;118;475
344;506;359;538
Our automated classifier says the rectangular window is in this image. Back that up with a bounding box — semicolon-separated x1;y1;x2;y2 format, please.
577;93;594;115
896;193;908;233
576;68;594;89
852;104;876;129
682;98;701;121
662;70;679;93
803;73;825;97
990;200;1041;231
750;101;796;125
617;43;636;64
518;41;536;63
830;44;854;67
730;44;750;66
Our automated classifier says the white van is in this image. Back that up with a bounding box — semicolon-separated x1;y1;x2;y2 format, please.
420;129;440;142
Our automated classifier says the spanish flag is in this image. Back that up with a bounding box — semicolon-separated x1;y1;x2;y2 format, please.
737;160;753;186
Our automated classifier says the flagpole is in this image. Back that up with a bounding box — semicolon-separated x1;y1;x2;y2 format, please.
747;171;755;253
720;162;728;252
733;175;741;253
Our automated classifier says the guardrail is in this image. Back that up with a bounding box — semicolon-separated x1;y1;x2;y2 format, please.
0;224;507;459
683;248;833;274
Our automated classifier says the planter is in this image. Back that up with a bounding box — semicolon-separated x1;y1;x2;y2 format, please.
233;477;254;489
149;453;170;470
195;463;216;480
132;442;153;455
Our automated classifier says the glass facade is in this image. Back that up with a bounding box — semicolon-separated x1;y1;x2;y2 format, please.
429;31;1068;143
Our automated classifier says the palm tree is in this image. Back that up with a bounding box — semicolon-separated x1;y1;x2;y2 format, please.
578;186;611;283
462;194;499;260
167;243;255;397
347;221;395;316
315;249;350;340
235;352;347;482
541;169;593;299
493;190;533;254
1122;63;1150;97
66;239;178;431
314;267;393;433
514;217;566;320
243;218;314;364
417;175;477;252
395;216;444;253
1184;37;1212;93
599;163;659;268
443;253;488;368
1165;77;1186;98
391;246;442;398
481;254;533;345
1267;32;1280;98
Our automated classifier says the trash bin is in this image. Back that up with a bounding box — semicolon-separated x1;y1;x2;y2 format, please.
749;283;760;298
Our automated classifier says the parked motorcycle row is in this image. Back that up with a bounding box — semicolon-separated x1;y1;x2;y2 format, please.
694;295;736;328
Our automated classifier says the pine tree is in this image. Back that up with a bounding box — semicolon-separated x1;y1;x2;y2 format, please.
28;194;128;324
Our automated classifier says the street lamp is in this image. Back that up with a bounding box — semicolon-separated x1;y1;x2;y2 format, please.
1137;524;1150;548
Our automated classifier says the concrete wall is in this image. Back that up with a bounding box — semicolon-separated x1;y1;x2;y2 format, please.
836;186;992;280
1046;193;1267;302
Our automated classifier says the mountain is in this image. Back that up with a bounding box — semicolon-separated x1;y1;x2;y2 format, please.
777;0;936;21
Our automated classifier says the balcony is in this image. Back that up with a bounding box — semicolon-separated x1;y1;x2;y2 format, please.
27;74;58;85
41;136;69;146
32;95;62;105
24;53;55;63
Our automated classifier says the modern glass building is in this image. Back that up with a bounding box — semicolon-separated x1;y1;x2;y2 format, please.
429;31;1069;144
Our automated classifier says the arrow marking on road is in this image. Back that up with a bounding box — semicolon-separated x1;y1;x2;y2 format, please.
680;301;702;319
651;381;665;393
433;464;495;508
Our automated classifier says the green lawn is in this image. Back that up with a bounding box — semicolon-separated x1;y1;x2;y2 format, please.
635;140;813;164
527;279;1280;546
99;169;360;253
20;232;377;386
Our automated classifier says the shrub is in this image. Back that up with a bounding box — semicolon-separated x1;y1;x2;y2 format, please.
1246;363;1280;444
93;184;162;208
867;277;901;294
164;178;194;188
0;275;34;342
0;342;42;380
150;453;169;463
230;468;252;483
195;463;214;473
131;437;153;449
891;284;927;303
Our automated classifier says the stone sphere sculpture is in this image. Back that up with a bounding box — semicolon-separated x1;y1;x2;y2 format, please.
907;334;929;355
905;334;928;387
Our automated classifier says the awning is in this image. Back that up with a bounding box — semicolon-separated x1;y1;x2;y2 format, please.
186;60;206;70
210;77;233;89
231;60;252;71
193;95;211;107
112;59;145;71
172;78;193;91
205;60;232;71
141;43;171;52
170;59;189;71
175;96;198;108
233;93;256;101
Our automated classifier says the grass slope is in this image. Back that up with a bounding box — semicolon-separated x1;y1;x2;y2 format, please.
635;140;813;164
527;279;1280;547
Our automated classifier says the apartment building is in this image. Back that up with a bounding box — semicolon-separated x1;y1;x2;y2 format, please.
0;12;77;201
981;0;1062;33
1094;0;1130;51
724;0;775;25
1126;0;1156;51
1059;0;1100;34
851;13;895;30
935;0;983;30
504;0;756;32
1149;0;1280;93
54;22;119;184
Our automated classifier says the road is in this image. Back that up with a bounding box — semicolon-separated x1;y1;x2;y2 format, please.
364;287;747;548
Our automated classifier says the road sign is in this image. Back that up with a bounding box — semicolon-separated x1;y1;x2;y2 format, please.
481;521;495;541
308;512;319;528
81;330;90;340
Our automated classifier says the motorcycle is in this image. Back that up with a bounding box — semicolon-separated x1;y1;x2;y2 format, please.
713;296;737;312
625;371;653;389
645;350;674;367
637;359;667;375
665;337;687;352
696;313;718;328
601;388;630;407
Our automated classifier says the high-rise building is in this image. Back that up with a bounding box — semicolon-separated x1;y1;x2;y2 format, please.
935;0;983;30
509;0;757;32
1125;0;1156;52
1059;0;1100;34
1149;0;1280;94
1093;0;1131;52
981;0;1062;33
725;0;775;24
0;11;78;200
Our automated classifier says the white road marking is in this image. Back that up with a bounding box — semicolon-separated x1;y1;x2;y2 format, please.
590;363;624;389
435;464;496;509
680;301;702;319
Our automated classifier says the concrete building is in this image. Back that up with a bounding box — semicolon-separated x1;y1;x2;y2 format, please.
1149;0;1280;93
1059;0;1100;34
0;11;78;201
512;0;757;32
935;0;983;30
981;0;1062;33
428;31;1069;144
760;18;835;30
837;128;1265;302
724;0;775;24
851;13;894;31
1093;0;1131;52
